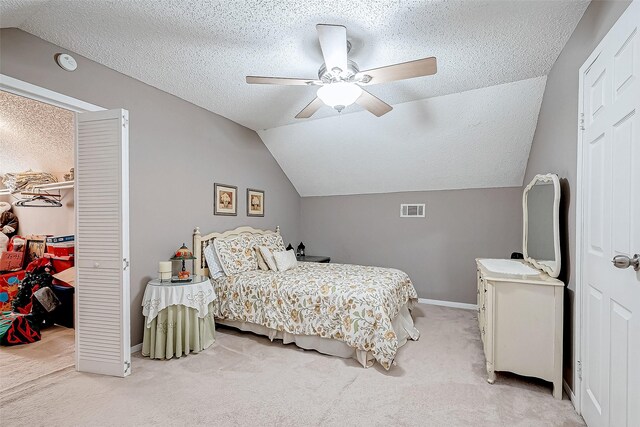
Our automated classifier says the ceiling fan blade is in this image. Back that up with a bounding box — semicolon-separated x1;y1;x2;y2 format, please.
359;57;437;85
246;76;319;86
356;89;393;117
295;97;325;119
316;24;348;73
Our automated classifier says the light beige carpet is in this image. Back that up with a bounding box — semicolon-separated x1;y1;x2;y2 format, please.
0;305;584;426
0;325;75;395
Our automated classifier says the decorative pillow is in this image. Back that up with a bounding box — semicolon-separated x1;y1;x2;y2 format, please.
214;234;258;276
273;249;298;272
258;246;278;271
255;233;286;252
254;247;269;271
203;244;226;279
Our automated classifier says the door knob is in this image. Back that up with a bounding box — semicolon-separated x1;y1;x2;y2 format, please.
611;254;640;271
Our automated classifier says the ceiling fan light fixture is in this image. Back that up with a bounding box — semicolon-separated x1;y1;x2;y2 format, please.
316;82;362;112
246;24;436;119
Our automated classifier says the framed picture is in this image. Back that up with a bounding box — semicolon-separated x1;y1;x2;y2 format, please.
214;183;237;216
25;235;47;266
246;188;265;217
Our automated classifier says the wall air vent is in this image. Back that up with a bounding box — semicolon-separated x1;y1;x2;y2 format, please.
400;203;425;218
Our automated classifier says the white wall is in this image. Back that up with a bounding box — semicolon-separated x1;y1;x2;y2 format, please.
258;76;546;197
0;188;74;237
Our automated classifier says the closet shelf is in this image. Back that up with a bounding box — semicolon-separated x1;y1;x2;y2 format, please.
31;180;75;191
0;181;74;197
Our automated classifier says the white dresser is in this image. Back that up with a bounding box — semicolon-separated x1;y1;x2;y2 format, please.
476;258;564;399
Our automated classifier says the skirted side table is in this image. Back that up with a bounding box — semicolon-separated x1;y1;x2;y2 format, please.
141;275;216;359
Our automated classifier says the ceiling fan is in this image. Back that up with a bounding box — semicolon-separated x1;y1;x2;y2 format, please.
246;24;437;119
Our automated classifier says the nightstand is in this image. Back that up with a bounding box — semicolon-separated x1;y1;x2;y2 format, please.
296;255;330;263
141;275;216;359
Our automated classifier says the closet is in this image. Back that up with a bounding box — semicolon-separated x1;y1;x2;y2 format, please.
0;89;76;386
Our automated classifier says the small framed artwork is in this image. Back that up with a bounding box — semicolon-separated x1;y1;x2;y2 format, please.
246;188;265;217
214;183;237;216
25;235;47;266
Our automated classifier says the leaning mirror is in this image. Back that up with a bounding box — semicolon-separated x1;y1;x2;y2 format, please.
523;173;561;278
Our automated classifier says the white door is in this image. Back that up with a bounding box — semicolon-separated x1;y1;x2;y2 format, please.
75;109;131;377
580;1;639;425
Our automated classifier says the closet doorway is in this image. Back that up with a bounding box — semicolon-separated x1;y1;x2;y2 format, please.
0;75;131;379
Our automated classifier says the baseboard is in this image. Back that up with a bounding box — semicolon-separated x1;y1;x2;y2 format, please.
418;298;477;310
563;379;576;408
131;343;142;353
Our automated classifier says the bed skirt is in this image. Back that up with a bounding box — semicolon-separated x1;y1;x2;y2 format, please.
217;302;419;368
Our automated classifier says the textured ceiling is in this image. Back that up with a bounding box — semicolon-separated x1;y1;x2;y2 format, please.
0;90;74;175
258;77;546;196
1;0;588;131
0;1;588;195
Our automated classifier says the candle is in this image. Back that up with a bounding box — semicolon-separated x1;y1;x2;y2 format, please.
159;261;172;281
159;261;172;273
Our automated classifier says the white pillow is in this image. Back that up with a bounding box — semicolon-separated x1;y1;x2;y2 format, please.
258;246;278;271
273;249;298;272
204;244;225;279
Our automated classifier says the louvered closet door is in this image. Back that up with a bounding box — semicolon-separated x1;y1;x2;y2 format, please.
76;109;131;377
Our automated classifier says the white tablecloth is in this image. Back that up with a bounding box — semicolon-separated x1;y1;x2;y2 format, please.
142;277;216;327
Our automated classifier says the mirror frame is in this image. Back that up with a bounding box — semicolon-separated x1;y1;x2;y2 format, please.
522;173;561;278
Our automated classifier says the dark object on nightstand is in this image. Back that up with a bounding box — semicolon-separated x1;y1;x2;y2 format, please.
296;255;330;263
297;242;306;257
511;252;524;259
286;244;294;251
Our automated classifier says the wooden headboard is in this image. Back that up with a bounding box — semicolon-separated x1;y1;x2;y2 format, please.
193;225;280;277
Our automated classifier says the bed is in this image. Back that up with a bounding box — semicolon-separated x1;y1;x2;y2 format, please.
193;226;419;369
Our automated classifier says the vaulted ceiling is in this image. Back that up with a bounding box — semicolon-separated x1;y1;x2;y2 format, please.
0;0;590;195
259;76;547;196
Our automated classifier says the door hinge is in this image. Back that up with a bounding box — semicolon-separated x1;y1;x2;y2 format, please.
122;114;129;128
579;113;585;131
124;360;131;374
577;360;582;380
123;258;130;271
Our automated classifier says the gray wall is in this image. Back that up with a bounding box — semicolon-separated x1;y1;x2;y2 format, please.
301;187;523;304
523;0;631;390
0;28;301;345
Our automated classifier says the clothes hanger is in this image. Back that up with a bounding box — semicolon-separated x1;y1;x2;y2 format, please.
14;194;63;208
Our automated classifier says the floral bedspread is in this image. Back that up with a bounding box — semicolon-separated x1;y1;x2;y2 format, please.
213;262;419;369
